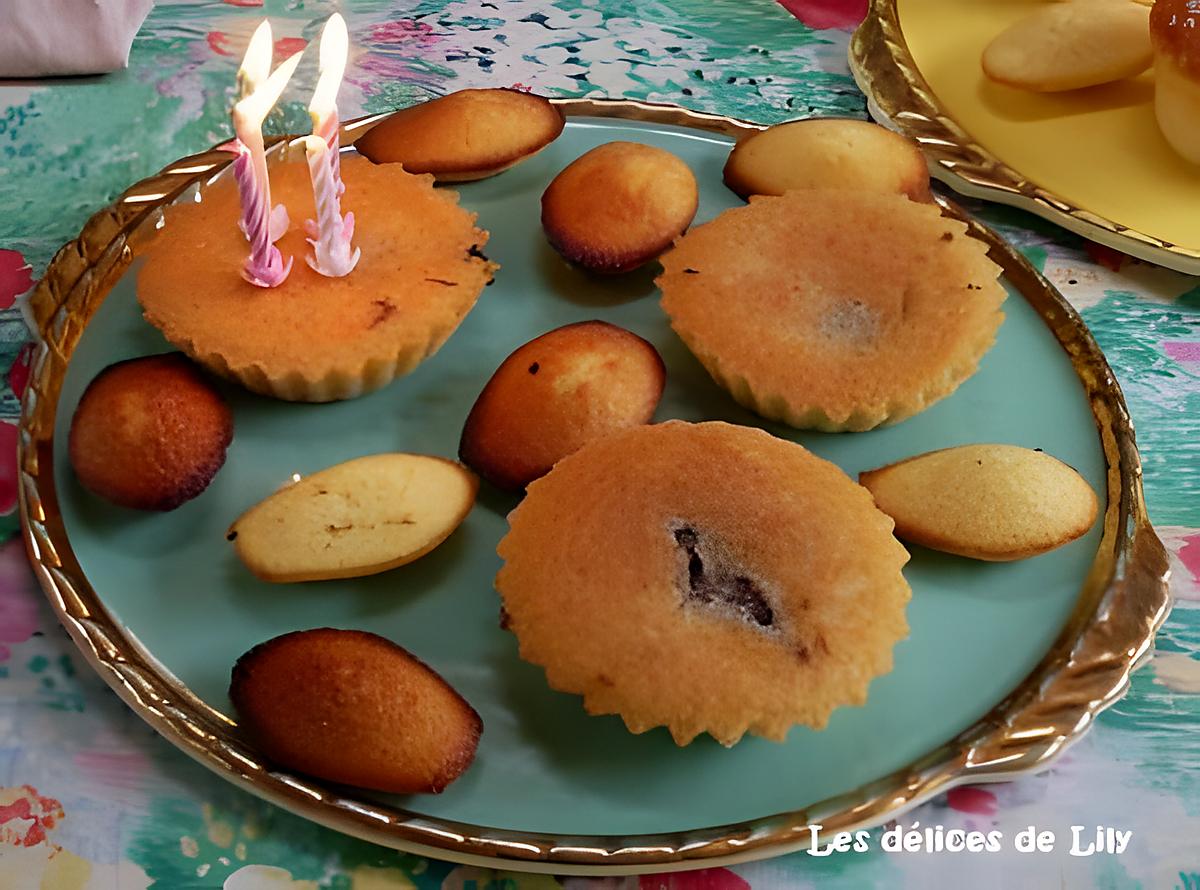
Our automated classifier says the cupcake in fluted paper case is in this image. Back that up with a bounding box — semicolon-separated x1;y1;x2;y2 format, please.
657;189;1005;432
138;156;496;402
495;420;911;746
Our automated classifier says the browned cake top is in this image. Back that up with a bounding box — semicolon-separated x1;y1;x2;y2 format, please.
658;189;1005;430
138;156;494;385
1152;0;1200;78
496;420;911;746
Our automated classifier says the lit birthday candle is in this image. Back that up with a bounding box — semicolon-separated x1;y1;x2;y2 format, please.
308;13;349;195
303;13;358;277
235;20;289;243
232;42;303;288
303;135;360;277
236;20;273;99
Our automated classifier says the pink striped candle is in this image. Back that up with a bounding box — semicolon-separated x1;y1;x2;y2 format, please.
236;20;290;243
303;135;359;277
231;47;303;288
232;143;291;287
309;13;350;196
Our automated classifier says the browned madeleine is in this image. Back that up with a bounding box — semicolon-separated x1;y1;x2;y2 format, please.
460;320;665;491
68;353;233;511
723;119;931;203
230;629;482;794
542;142;698;273
355;88;565;181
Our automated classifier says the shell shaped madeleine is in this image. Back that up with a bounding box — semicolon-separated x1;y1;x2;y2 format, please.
860;444;1099;561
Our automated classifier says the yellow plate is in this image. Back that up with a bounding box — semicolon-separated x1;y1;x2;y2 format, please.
850;0;1200;272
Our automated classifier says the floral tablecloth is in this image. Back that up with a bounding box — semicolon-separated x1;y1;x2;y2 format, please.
0;1;1197;887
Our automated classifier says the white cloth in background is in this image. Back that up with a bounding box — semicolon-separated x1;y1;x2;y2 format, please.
0;0;154;77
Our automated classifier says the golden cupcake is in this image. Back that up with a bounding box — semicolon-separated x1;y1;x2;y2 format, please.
496;421;911;746
1151;0;1200;163
541;142;698;274
138;156;496;402
69;353;233;511
355;88;565;181
658;190;1006;432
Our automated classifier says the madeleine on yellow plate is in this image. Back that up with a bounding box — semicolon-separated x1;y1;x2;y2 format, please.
982;1;1152;92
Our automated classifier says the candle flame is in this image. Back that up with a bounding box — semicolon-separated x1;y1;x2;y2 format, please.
234;49;304;129
309;13;348;126
236;20;274;101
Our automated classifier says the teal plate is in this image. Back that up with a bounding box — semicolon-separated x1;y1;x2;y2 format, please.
20;100;1170;874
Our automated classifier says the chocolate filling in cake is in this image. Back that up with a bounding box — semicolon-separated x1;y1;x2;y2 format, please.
671;524;775;629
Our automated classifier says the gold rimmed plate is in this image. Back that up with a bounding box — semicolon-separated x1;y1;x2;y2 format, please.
19;99;1169;874
850;0;1200;273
